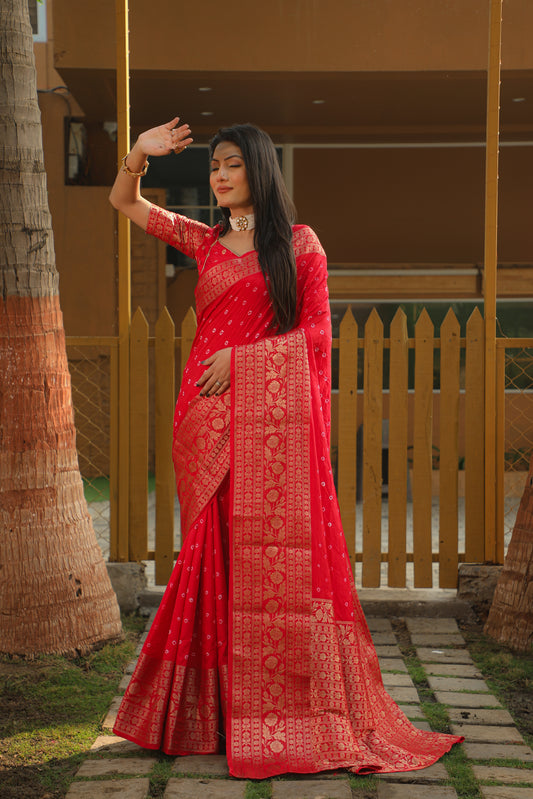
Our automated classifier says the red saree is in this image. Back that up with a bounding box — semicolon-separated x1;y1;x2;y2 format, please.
113;206;462;777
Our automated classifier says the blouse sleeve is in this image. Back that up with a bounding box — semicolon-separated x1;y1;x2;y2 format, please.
145;204;211;261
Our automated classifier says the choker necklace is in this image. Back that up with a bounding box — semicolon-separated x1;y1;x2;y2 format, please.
229;213;255;232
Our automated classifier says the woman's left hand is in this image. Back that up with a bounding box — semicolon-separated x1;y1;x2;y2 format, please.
197;347;232;397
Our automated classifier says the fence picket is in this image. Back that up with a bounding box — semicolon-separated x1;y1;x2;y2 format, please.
439;309;460;587
129;308;149;561
180;307;197;388
388;309;408;587
413;309;434;587
109;343;119;561
465;308;485;561
338;308;358;568
496;344;505;564
362;309;383;587
155;307;176;585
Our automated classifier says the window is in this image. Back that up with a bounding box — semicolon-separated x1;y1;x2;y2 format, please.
29;0;47;43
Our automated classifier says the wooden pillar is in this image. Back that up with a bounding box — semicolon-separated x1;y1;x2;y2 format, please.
115;0;131;561
483;0;503;564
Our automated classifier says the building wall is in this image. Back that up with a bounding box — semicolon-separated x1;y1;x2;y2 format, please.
53;0;533;72
294;145;533;264
36;0;533;338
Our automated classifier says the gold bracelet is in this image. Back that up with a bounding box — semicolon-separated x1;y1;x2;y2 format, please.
120;154;149;177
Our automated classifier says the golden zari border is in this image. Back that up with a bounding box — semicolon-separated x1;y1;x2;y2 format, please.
196;251;261;317
230;329;314;776
173;392;231;532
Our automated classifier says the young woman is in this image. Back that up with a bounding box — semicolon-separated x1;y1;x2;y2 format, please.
110;118;462;778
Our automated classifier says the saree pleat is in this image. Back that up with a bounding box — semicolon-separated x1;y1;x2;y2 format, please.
113;485;230;754
113;210;462;776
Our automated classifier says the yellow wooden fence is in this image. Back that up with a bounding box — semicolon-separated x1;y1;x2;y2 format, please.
122;303;491;588
69;305;524;589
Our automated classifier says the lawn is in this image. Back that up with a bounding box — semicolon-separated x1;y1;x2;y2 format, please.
0;614;146;799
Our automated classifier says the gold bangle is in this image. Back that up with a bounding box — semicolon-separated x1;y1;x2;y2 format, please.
120;154;149;177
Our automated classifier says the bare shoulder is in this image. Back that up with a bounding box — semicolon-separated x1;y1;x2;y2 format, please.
292;225;326;258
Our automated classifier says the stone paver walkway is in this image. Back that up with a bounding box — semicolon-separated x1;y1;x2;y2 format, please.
65;613;533;798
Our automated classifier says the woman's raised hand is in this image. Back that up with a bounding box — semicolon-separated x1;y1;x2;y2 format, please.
136;117;193;157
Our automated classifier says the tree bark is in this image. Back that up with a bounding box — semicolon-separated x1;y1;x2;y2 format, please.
484;455;533;652
0;0;122;655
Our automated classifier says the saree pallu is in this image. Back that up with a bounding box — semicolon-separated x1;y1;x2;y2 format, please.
113;214;462;776
227;329;461;777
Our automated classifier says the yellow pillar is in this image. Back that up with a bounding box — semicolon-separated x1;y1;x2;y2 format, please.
483;0;503;564
115;0;131;561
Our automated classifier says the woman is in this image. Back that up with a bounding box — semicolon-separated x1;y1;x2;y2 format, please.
110;118;462;778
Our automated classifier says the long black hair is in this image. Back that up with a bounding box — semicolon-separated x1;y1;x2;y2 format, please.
209;124;297;334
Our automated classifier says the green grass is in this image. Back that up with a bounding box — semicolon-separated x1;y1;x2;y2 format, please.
461;626;533;746
83;473;156;502
149;756;176;797
0;613;146;799
246;779;273;799
348;773;379;797
441;745;483;799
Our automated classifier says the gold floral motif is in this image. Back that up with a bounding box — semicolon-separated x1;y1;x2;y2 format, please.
230;330;314;777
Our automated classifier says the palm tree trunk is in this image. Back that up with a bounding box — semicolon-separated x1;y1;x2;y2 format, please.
0;0;122;655
484;454;533;652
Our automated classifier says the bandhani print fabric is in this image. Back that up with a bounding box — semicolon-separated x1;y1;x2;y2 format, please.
113;206;463;777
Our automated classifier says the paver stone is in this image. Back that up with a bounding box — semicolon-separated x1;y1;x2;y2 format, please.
416;648;473;665
472;765;533;784
450;724;524;744
102;696;123;730
462;743;533;762
447;708;515;726
119;673;131;692
367;618;394;632
398;704;425;719
372;632;398;645
382;673;415;688
377;784;457;798
387;686;419;703
272;778;352;799
164;778;246;799
172;755;230;776
434;691;502;709
66;778;150;798
427;676;490;693
406;618;459;634
77;758;156;777
91;735;145;754
378;658;409;673
377;761;448;782
413;721;432;731
375;645;403;658
424;664;482;678
480;788;533;799
410;634;465;647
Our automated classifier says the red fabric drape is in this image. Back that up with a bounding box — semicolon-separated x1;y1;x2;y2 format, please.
113;208;462;776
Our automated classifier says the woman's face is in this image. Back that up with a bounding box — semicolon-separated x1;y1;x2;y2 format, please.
210;141;253;216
